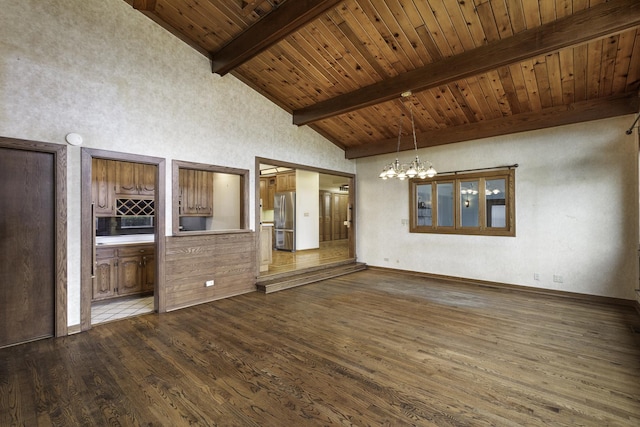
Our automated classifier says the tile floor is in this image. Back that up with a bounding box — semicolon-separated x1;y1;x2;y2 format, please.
91;295;154;325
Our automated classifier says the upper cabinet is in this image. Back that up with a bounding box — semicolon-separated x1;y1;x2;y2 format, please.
116;161;155;196
260;177;276;210
179;169;213;216
92;158;116;216
276;171;296;192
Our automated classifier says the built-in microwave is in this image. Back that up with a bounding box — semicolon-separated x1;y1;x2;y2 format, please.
120;216;154;228
95;216;154;236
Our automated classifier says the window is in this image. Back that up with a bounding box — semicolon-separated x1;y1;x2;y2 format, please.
410;169;515;236
172;160;249;234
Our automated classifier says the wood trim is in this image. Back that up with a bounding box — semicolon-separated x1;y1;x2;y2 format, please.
0;137;67;337
346;93;640;158
293;0;640;125
81;149;167;331
211;0;344;75
255;157;357;269
172;159;251;236
368;266;637;308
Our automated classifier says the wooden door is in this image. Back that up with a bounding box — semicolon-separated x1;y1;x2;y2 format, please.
332;194;348;240
319;192;332;241
0;147;55;347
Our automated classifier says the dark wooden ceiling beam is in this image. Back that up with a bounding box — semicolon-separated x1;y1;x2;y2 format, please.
344;93;640;159
211;0;344;76
295;0;640;126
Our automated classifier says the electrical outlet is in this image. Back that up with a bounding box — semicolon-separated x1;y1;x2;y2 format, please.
553;275;563;283
205;279;214;287
534;273;540;281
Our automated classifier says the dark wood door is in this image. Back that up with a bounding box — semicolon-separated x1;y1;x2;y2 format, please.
0;147;55;347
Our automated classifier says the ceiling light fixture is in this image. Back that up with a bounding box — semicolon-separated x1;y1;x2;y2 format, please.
379;91;436;181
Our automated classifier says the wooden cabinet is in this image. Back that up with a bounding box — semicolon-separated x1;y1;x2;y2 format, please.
260;177;276;210
318;192;349;241
276;171;296;192
116;161;155;196
92;158;116;216
332;194;349;240
92;245;154;301
92;159;156;216
179;169;213;216
93;248;117;300
319;192;332;242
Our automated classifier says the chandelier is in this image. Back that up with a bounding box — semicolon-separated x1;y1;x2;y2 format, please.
379;92;436;180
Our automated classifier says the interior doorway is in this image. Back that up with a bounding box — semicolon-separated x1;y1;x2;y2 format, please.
80;149;166;331
256;158;355;277
0;137;67;347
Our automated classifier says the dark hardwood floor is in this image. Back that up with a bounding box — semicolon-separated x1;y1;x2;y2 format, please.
2;269;640;426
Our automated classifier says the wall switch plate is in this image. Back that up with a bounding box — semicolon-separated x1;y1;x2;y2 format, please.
534;273;540;281
205;280;214;287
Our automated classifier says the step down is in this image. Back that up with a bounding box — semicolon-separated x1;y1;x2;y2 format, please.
257;261;367;294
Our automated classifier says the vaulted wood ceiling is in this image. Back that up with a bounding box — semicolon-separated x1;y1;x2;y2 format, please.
126;0;640;159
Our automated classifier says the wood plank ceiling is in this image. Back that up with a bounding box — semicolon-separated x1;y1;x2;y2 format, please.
126;0;640;159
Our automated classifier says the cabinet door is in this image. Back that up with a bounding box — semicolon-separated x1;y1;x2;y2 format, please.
180;169;213;216
116;161;138;195
141;254;155;292
276;174;288;192
117;256;143;295
92;158;115;216
195;170;213;215
259;178;267;207
116;162;155;196
180;169;197;215
138;163;155;196
266;178;276;210
93;253;116;301
287;173;296;190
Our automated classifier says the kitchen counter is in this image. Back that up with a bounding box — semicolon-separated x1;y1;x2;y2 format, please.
96;234;155;246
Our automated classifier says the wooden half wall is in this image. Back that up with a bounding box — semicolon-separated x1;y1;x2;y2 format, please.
164;232;257;311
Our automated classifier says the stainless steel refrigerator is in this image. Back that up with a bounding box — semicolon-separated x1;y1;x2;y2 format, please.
274;191;295;251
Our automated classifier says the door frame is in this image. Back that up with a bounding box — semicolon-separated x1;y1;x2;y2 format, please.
0;136;67;338
80;148;166;331
255;157;356;273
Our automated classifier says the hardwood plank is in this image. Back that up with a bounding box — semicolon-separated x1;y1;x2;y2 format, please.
346;92;640;158
211;0;343;75
293;0;640;125
2;270;639;425
612;30;637;94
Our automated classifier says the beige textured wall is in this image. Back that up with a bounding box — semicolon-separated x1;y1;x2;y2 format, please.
356;116;639;300
0;0;355;326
